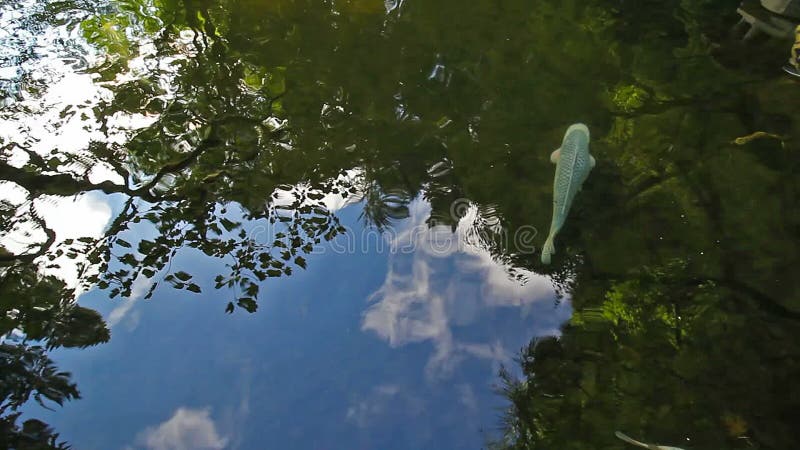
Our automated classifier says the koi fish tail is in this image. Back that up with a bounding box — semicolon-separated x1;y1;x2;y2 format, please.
541;233;556;264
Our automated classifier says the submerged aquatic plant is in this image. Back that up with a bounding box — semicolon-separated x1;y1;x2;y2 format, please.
610;84;650;113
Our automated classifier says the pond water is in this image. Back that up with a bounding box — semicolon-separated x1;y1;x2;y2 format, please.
2;0;800;449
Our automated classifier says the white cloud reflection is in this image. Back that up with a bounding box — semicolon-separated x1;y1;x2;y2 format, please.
107;275;153;330
270;169;363;214
345;384;402;428
0;190;112;293
137;407;228;450
345;382;430;432
362;199;560;378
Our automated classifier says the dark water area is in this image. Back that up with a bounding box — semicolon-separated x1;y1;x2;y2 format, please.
2;0;800;449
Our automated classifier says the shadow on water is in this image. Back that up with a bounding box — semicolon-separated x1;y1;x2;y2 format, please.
1;0;800;448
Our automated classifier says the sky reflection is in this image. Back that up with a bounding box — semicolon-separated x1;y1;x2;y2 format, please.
363;199;563;379
2;8;571;443
27;200;570;450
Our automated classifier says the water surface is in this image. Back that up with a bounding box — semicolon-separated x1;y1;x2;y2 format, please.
2;0;800;449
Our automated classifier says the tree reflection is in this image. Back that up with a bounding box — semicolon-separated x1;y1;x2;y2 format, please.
1;264;110;449
495;261;800;450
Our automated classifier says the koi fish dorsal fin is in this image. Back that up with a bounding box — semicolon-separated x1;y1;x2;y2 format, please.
550;148;561;164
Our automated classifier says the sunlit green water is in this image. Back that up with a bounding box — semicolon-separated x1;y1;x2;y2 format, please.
2;0;800;448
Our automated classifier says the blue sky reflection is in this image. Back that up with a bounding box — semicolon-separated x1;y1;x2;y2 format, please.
28;199;571;450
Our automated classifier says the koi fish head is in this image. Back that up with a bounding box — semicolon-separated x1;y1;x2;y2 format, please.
564;123;590;139
562;123;590;150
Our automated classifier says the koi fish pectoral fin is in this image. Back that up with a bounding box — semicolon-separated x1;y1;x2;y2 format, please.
590;154;596;168
550;148;561;164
